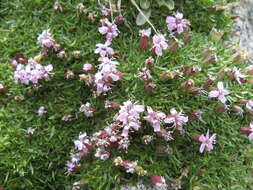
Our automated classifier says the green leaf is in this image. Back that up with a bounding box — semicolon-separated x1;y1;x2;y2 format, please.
136;9;151;26
156;0;175;10
140;0;150;9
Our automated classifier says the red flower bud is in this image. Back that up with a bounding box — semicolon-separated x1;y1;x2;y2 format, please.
215;104;228;113
169;41;180;53
192;133;201;142
183;33;192;44
150;175;166;186
140;36;148;50
18;58;27;64
239;127;252;134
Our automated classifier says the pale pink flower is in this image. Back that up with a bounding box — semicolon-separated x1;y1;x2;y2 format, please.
164;108;188;129
208;82;230;103
38;106;46;116
98;19;119;41
101;6;110;17
231;67;245;84
116;100;144;137
152;34;168;56
199;130;216;153
65;161;76;174
95;148;110;160
246;100;253;110
144;106;166;132
71;152;85;163
248;122;253;140
95;41;114;57
139;28;152;37
37;29;55;48
166;12;190;34
138;67;152;83
79;102;95;117
74;132;90;152
62;114;72;121
122;160;137;173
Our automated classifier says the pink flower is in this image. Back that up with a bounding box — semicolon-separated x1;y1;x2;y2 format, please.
122;160;137;173
152;34;168;56
116;100;144;137
150;175;167;187
83;63;94;72
37;29;55;48
144;106;166;132
166;12;190;34
138;67;152;83
164;108;188;129
101;6;110;17
231;67;245;84
95;148;110;160
79;102;96;117
74;132;90;152
94;41;114;57
248;122;253;140
65;161;77;174
98;19;119;41
199;130;216;153
246;100;253;110
139;28;152;37
0;84;4;90
208;82;230;103
14;59;53;85
38;106;46;116
62;114;72;121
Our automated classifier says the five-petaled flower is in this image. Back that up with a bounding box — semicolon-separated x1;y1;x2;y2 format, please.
144;106;166;132
199;130;216;153
208;82;229;103
152;34;168;56
98;19;119;41
164;108;188;132
166;12;190;34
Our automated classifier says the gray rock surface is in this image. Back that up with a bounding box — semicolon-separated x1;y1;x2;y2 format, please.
231;0;253;62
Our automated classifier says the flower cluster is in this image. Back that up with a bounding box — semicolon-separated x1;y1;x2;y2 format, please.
81;17;121;96
14;59;53;85
79;102;96;117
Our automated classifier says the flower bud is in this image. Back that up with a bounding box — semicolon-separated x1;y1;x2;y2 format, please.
182;79;195;90
73;50;82;58
188;87;203;95
169;41;180;53
145;83;156;93
156;145;172;153
215;104;228;113
57;50;67;60
192;133;201;142
142;135;153;145
53;43;61;52
114;15;124;24
203;55;217;64
232;105;244;115
145;56;154;69
229;51;248;62
105;101;120;110
203;76;215;88
239;99;248;105
140;36;148;50
53;1;63;13
181;167;189;177
64;71;75;79
11;60;18;70
239;127;252;134
160;72;169;81
201;47;215;58
88;12;97;23
190;111;203;120
18;58;27;64
76;3;85;14
183;33;192;44
150;175;166;187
